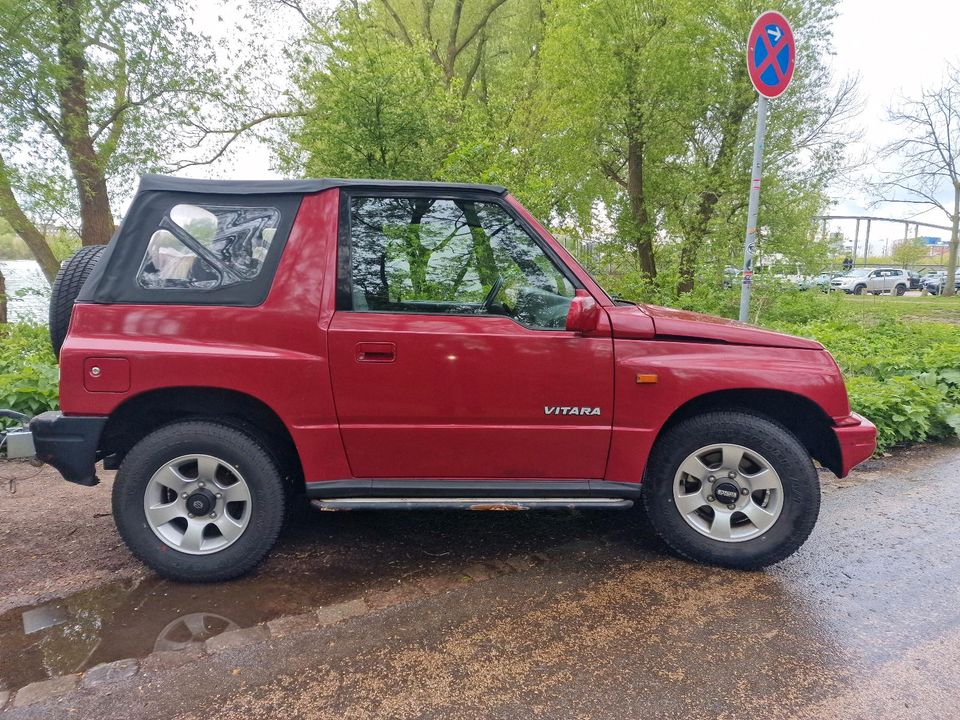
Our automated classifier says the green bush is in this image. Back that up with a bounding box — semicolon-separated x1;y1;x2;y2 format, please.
778;315;960;453
0;323;58;423
1;283;958;456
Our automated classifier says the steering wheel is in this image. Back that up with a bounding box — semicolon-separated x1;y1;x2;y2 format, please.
479;276;505;313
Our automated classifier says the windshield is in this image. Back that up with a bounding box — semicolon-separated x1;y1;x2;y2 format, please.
845;269;871;277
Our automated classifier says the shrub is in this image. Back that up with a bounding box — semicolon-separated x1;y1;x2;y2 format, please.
779;315;960;452
0;323;58;423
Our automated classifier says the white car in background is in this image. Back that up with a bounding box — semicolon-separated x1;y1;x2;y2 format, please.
831;268;909;295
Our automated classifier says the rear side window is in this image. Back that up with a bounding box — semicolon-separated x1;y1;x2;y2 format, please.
138;204;281;290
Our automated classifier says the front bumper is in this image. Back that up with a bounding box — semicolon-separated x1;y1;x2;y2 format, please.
28;412;107;486
832;412;877;477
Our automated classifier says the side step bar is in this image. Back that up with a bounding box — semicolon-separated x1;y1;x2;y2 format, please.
312;497;634;511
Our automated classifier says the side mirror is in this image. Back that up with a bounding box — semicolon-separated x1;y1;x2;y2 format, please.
566;289;601;333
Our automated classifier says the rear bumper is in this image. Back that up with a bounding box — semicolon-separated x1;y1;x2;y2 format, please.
29;412;107;486
832;413;877;477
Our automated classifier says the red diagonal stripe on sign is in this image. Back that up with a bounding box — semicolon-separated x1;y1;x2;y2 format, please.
756;31;786;82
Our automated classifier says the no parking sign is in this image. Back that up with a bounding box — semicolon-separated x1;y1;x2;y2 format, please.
738;10;796;322
747;11;796;98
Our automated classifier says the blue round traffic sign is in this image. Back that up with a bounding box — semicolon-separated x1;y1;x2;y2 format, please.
747;11;795;99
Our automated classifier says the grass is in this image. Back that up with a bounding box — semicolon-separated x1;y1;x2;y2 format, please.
839;293;960;325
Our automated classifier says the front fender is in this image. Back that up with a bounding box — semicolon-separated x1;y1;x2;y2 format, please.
604;340;850;483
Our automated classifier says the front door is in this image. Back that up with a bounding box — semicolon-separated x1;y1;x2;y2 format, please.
327;192;613;480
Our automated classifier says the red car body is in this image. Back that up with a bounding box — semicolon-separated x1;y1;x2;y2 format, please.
52;187;875;491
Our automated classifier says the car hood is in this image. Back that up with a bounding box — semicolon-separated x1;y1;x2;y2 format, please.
606;303;824;350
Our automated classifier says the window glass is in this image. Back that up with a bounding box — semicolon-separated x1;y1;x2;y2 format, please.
348;197;576;329
138;204;281;290
140;229;217;289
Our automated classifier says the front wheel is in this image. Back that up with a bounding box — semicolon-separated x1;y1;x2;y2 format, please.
642;411;820;569
853;284;865;295
113;421;286;582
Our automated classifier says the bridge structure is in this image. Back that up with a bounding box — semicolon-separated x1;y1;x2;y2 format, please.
814;214;954;265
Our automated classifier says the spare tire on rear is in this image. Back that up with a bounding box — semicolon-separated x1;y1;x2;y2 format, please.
49;245;105;358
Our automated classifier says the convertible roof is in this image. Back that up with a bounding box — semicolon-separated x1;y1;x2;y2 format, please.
137;174;508;196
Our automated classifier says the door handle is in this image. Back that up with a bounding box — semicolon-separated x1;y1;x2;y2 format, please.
355;342;396;363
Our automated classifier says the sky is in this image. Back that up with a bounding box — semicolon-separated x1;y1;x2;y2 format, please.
201;0;960;254
827;0;960;252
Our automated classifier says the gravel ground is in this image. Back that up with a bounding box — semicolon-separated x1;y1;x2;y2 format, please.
1;441;959;719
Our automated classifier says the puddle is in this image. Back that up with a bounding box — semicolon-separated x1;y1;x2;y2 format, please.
0;507;643;691
0;571;358;691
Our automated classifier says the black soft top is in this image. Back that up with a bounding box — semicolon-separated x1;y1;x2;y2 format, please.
77;174;508;306
137;174;508;196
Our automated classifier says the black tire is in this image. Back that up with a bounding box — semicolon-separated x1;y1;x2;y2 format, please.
113;421;286;582
49;245;105;357
853;284;865;295
642;411;820;570
895;284;906;296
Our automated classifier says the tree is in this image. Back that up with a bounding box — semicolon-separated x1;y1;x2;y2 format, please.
285;0;855;298
533;0;718;281
875;64;960;296
889;237;927;267
532;0;854;291
0;0;286;281
282;0;545;187
670;1;857;295
287;7;461;179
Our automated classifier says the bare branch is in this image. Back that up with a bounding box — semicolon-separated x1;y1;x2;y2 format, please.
376;0;414;46
455;0;510;57
169;112;298;171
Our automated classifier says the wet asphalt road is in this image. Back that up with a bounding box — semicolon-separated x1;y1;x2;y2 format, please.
3;443;960;719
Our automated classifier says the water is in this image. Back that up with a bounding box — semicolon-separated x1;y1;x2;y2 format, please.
0;507;599;690
0;260;50;324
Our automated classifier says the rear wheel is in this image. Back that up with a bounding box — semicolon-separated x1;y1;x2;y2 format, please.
113;421;286;582
643;411;820;569
895;284;907;296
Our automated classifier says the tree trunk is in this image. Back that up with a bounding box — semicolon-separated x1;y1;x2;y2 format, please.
677;190;719;294
0;267;7;325
461;201;498;288
0;157;61;283
946;184;960;297
55;0;115;247
676;85;754;296
626;137;656;280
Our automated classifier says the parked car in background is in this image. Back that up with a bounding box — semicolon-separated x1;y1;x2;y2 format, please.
919;271;945;289
922;273;960;295
907;271;922;290
803;272;843;292
831;268;909;295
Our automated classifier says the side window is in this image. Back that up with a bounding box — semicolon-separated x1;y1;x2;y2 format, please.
138;204;281;290
347;197;576;329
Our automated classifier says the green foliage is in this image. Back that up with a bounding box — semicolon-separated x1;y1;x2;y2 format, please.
2;289;958;455
779;310;960;453
845;376;953;452
0;323;58;422
290;16;461;179
0;221;80;261
616;281;960;453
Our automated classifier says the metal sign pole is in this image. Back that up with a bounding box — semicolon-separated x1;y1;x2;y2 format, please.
739;94;769;323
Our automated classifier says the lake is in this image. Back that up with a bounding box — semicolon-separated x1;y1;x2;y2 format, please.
0;260;50;324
